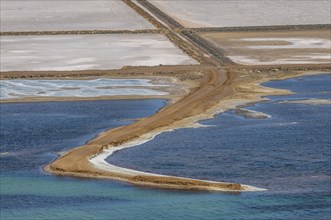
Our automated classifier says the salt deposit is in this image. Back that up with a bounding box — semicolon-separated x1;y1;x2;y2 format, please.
0;79;169;100
239;38;331;49
228;54;331;65
150;0;330;28
0;35;197;72
1;0;154;31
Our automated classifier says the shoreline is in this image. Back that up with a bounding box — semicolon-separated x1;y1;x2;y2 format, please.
88;130;264;192
87;71;330;191
44;68;329;192
2;0;329;192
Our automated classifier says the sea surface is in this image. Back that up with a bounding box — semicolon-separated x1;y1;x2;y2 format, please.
1;74;330;219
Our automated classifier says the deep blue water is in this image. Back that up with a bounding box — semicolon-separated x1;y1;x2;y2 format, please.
108;74;331;219
1;74;330;219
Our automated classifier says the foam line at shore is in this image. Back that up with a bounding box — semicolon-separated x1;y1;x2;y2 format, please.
89;131;165;177
45;70;330;192
235;108;272;119
89;127;266;192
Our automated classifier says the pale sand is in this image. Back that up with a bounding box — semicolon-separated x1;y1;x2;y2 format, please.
89;130;264;192
0;152;12;156
279;99;331;105
235;108;271;119
228;54;331;65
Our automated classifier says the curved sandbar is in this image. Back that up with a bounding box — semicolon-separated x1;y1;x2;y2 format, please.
44;67;331;191
88;131;264;192
42;0;330;192
44;67;265;192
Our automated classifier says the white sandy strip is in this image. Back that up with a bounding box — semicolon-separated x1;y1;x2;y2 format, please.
239;38;331;49
228;54;331;65
238;108;271;119
247;109;271;118
89;132;164;177
279;98;331;105
89;130;265;191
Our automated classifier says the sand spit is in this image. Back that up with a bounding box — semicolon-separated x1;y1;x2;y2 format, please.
3;0;326;192
32;0;331;192
0;152;12;156
235;108;271;119
89;131;264;192
44;65;323;192
279;99;331;105
45;67;261;192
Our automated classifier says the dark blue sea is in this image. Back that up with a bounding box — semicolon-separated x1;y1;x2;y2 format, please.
1;74;330;219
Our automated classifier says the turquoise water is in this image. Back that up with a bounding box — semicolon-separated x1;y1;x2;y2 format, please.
1;75;330;219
